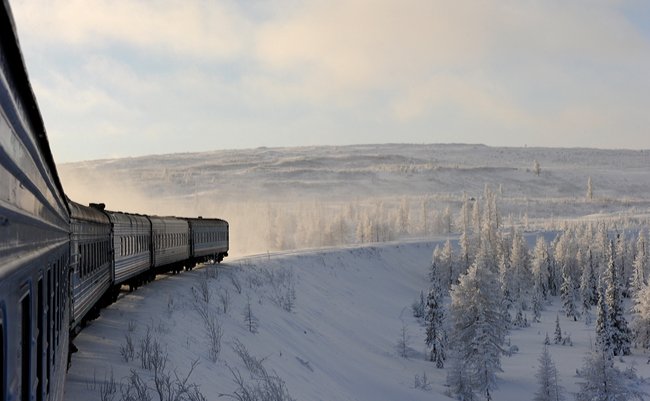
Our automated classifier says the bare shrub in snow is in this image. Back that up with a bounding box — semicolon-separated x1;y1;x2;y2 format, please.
219;288;231;315
230;272;243;294
197;273;211;304
121;369;151;401
204;311;223;362
121;333;135;362
128;320;137;332
223;341;295;401
268;270;297;312
88;369;117;401
243;295;259;333
414;371;431;391
167;293;175;316
138;326;166;372
138;326;153;370
232;339;267;378
397;323;410;358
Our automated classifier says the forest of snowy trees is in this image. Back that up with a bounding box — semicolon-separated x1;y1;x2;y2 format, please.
415;188;650;401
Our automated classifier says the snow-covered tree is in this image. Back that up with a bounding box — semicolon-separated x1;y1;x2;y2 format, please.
580;248;599;308
398;197;410;235
510;229;532;309
440;239;455;289
615;233;630;297
447;351;476;401
632;283;650;350
595;289;613;354
533;345;564;401
554;315;563;345
533;159;541;176
532;237;551;300
425;288;446;368
449;256;507;400
630;231;647;297
560;270;579;321
430;246;444;288
576;345;645;401
458;230;472;280
586;176;593;201
604;245;632;356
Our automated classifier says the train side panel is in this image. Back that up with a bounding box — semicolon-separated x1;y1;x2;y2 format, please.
68;201;111;332
106;211;151;285
0;2;71;401
149;216;190;271
186;218;229;263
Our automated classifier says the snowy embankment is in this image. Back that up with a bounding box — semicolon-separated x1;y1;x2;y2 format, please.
64;241;650;401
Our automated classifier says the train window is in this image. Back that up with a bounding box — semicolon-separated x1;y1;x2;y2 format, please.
54;262;59;350
46;268;52;385
20;290;31;401
1;310;4;401
37;278;44;401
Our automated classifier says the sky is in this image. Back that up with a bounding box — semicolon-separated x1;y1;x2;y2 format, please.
10;0;650;163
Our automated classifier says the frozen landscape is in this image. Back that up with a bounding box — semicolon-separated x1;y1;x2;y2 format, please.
61;143;650;400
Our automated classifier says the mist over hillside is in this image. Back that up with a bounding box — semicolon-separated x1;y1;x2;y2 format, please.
59;143;650;255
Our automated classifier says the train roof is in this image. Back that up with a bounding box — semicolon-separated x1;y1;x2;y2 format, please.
1;0;69;215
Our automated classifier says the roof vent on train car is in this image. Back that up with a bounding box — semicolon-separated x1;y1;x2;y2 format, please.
198;216;203;219
89;203;106;210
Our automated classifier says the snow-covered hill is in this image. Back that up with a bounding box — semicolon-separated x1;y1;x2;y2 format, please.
59;143;650;256
64;241;650;401
60;143;650;204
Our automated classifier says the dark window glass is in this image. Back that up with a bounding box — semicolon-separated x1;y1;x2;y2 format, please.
21;291;31;401
37;278;43;401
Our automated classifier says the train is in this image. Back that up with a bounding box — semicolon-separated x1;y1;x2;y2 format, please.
0;2;229;401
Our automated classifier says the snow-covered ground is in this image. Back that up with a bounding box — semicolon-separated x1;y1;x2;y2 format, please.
65;240;650;401
61;144;650;400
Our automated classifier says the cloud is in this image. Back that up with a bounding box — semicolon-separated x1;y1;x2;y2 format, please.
10;0;650;161
12;0;252;59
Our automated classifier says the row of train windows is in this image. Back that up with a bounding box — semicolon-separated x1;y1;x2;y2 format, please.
155;233;187;249
0;256;67;401
79;240;110;279
120;235;149;256
196;231;228;244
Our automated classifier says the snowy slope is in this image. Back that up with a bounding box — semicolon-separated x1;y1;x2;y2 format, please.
59;143;650;205
64;241;650;401
57;143;650;256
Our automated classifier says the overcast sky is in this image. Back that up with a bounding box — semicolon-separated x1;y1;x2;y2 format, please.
11;0;650;162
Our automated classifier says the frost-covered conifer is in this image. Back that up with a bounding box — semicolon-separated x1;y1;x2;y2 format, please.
554;315;562;344
532;290;542;323
449;255;507;400
630;231;647;297
425;288;446;368
510;229;532;310
532;237;551;300
604;245;631;355
632;283;650;350
533;345;564;401
447;351;476;401
615;233;630;297
430;246;444;288
441;239;455;289
595;288;613;354
560;270;579;321
580;248;599;309
459;230;472;279
576;345;645;401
